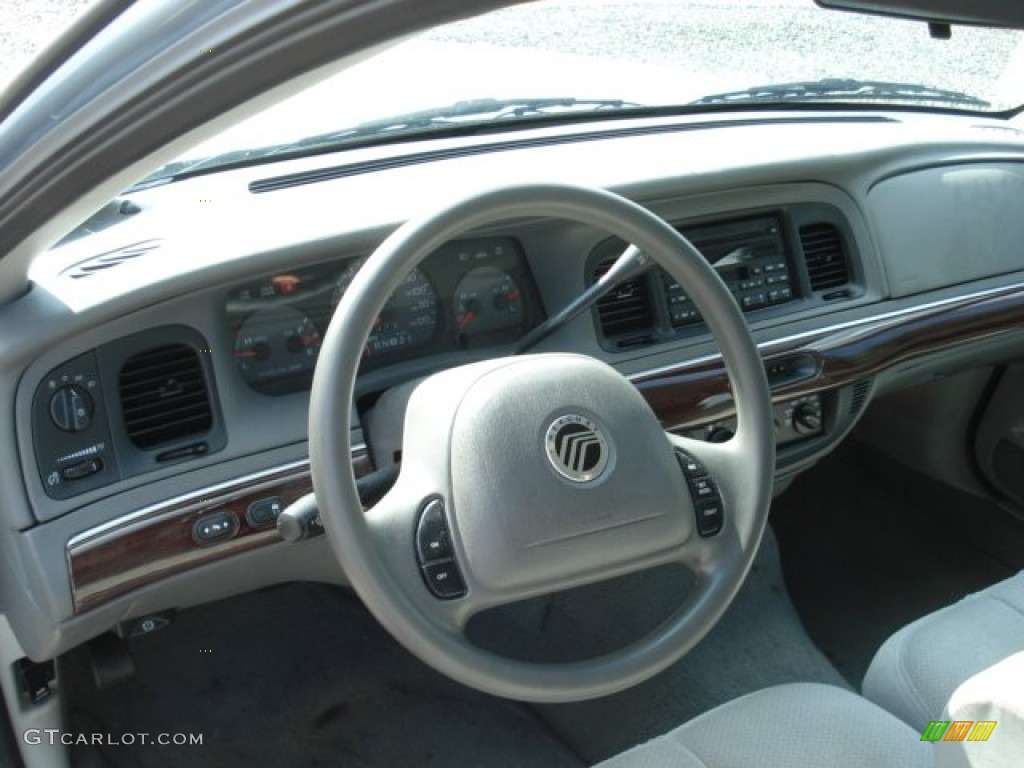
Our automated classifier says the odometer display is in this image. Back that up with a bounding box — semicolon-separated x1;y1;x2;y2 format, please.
332;260;439;361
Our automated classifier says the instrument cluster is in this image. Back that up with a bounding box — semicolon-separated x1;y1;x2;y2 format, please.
225;237;542;394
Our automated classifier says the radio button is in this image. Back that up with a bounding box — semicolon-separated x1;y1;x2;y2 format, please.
741;293;767;309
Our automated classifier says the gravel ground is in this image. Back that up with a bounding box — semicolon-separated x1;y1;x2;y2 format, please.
428;1;1022;108
0;0;91;90
1;1;1021;108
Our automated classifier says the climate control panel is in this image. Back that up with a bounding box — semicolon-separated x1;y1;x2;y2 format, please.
685;393;824;447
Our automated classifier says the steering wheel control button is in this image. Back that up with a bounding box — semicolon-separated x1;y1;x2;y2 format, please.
413;498;463;598
675;451;706;479
246;496;284;528
192;511;239;545
689;475;718;500
416;498;452;562
49;385;93;432
675;449;725;537
544;413;609;483
421;560;467;599
695;499;725;537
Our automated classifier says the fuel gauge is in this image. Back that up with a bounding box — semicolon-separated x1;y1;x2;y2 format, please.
233;307;322;386
454;266;525;346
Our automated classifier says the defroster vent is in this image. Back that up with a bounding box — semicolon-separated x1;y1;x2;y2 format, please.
593;258;654;338
119;344;213;449
800;223;849;291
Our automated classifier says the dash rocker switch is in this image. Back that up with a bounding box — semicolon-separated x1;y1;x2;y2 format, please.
247;496;285;528
192;510;238;545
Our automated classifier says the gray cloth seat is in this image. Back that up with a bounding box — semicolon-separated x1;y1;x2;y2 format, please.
863;571;1024;732
933;651;1024;768
596;683;931;767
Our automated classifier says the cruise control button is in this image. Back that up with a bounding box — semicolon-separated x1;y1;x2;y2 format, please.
416;499;452;562
688;475;718;500
422;560;466;599
674;451;705;479
695;499;724;537
193;511;238;545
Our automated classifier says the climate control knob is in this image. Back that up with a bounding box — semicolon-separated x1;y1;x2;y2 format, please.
792;402;823;435
49;386;93;432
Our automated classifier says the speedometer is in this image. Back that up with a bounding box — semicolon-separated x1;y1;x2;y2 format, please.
332;259;439;360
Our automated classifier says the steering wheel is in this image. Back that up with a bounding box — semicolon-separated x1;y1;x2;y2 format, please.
309;183;774;703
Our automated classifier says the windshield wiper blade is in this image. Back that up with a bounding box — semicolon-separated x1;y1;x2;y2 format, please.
691;78;990;110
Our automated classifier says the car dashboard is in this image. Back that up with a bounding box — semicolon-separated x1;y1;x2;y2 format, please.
6;110;1024;660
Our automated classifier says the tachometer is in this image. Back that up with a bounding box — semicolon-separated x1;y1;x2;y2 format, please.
332;259;438;360
233;307;322;385
453;265;525;346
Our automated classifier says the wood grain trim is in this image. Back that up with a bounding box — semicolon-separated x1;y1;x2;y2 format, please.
68;449;373;613
636;284;1024;430
65;284;1024;613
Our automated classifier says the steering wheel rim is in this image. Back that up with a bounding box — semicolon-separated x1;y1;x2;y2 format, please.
309;182;775;703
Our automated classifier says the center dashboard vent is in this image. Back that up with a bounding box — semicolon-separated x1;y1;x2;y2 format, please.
118;344;213;450
592;258;654;337
799;223;849;291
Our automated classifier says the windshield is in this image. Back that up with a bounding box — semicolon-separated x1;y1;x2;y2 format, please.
145;0;1024;181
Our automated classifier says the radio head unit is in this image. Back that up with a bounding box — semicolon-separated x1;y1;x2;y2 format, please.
664;214;795;327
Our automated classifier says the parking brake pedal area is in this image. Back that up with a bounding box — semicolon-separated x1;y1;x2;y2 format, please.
86;632;136;690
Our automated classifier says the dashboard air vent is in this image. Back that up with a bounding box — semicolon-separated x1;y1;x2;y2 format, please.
849;380;871;416
800;223;849;291
593;258;654;337
119;344;213;449
62;240;162;280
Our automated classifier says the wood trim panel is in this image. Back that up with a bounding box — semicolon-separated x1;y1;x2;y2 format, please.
636;284;1024;430
67;283;1024;614
68;450;373;613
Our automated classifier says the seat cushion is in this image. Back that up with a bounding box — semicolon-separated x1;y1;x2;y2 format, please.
863;571;1024;732
935;651;1024;768
596;683;930;768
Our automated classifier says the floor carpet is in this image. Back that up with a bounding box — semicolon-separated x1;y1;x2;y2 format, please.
523;526;848;763
63;527;846;767
771;440;1024;688
63;585;583;768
